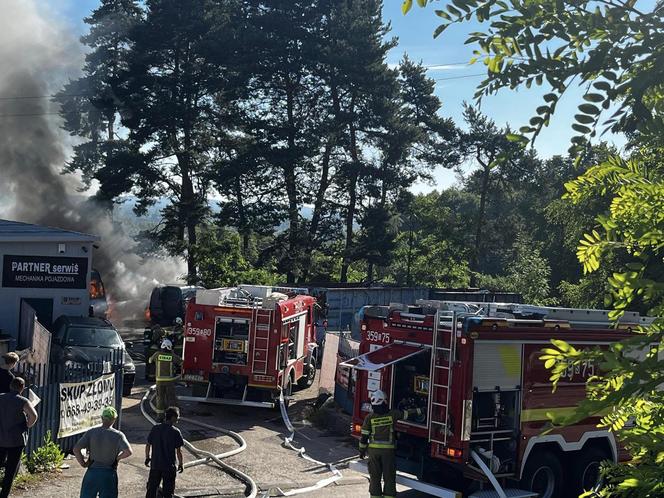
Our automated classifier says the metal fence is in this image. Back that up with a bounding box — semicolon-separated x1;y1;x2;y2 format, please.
14;349;124;456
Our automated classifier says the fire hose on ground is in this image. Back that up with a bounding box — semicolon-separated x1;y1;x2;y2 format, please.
140;385;258;498
141;383;347;497
268;388;344;497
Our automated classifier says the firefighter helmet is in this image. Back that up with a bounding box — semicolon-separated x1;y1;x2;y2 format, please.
175;317;183;326
161;338;173;350
370;390;387;406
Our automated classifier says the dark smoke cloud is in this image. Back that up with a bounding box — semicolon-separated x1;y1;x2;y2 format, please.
0;1;185;320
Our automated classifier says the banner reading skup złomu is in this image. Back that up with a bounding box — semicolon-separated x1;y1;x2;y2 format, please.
58;373;116;438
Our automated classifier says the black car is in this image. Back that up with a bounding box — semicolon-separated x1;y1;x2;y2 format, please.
146;285;201;327
51;316;136;396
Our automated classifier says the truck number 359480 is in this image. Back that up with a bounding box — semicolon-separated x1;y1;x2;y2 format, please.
367;331;390;343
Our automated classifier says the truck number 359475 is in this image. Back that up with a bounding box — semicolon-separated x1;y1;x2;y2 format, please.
367;331;390;343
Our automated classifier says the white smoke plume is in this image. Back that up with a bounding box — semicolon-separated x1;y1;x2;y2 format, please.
0;1;186;323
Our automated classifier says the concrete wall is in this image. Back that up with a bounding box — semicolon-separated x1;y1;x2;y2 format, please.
0;240;93;344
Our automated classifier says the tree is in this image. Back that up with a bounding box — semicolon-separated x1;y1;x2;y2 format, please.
212;137;284;256
458;104;523;276
347;55;461;283
55;0;142;207
374;56;460;206
237;0;335;283
320;0;399;283
407;0;664;495
196;225;280;288
386;191;472;287
119;0;240;281
476;235;554;305
355;204;400;283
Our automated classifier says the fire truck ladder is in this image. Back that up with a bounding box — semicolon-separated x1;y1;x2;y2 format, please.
428;310;457;450
251;308;272;374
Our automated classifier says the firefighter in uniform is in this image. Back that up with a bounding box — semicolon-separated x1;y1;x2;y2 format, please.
149;339;181;417
359;390;421;498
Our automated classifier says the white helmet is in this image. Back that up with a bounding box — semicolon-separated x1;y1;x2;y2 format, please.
161;339;173;350
175;317;183;325
370;390;387;406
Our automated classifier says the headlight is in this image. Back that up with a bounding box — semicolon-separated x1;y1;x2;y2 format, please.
123;362;136;373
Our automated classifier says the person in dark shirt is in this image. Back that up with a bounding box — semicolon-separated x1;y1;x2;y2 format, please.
145;406;184;498
0;377;38;498
0;353;19;394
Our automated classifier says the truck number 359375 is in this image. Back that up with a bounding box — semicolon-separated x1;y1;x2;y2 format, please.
367;331;390;343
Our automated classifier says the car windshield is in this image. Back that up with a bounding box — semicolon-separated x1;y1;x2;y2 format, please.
65;327;122;348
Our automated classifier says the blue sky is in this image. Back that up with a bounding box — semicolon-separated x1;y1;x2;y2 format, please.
383;4;627;191
53;0;625;192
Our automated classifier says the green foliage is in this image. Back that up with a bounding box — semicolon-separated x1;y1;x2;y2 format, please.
410;0;664;155
557;271;609;309
196;226;281;288
22;432;64;474
476;236;554;305
409;0;664;494
383;190;472;287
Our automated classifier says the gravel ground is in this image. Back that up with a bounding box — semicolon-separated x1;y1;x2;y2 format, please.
13;356;373;498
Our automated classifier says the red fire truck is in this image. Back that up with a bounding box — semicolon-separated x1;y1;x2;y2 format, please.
343;301;652;498
180;287;318;407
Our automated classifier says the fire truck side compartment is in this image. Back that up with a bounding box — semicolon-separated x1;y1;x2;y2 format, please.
391;348;430;427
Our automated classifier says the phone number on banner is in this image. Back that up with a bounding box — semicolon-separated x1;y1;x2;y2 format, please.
60;395;115;419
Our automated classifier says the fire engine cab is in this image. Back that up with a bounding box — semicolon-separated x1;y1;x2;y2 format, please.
343;300;652;498
180;287;318;407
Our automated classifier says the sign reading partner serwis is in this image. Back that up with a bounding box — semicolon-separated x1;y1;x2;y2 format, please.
58;373;116;438
2;255;88;289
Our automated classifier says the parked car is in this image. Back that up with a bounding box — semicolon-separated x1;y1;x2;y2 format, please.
89;269;109;318
51;316;135;396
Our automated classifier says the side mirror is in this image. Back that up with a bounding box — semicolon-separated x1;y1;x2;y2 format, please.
125;341;133;349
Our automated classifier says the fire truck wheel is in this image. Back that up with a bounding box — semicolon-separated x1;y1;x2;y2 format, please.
570;447;609;495
297;361;316;389
520;451;564;498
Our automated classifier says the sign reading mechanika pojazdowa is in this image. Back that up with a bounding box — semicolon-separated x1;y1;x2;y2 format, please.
2;255;88;289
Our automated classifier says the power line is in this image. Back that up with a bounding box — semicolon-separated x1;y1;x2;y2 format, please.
436;73;486;81
424;62;471;68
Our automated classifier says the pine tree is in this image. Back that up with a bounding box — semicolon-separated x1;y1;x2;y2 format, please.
55;0;142;207
118;0;241;281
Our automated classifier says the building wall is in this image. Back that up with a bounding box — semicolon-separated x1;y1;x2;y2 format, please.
0;240;93;344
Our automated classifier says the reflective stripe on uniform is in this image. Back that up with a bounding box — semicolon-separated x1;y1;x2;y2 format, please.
370;416;393;427
368;442;395;449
